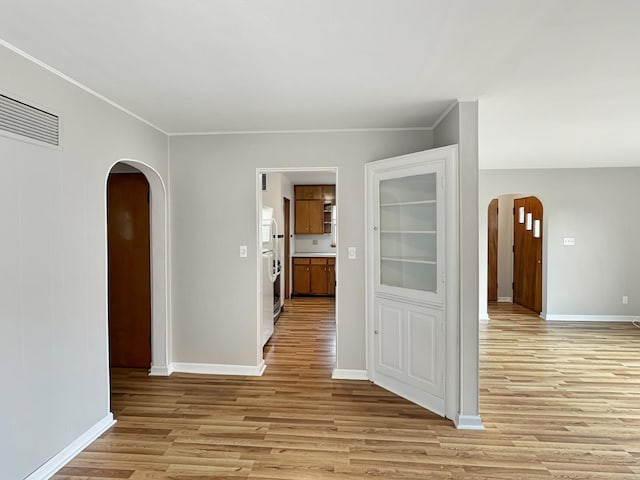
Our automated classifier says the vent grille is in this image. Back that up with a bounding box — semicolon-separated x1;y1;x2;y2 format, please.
0;93;59;146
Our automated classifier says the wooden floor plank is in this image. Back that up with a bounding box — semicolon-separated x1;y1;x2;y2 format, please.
52;299;640;479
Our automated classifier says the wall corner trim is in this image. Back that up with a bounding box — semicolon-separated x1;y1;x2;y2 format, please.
454;414;485;430
149;365;172;376
25;413;115;480
331;369;369;380
170;361;266;376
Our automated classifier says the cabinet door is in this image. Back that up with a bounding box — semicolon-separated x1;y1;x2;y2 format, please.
327;265;335;296
366;146;458;420
322;185;335;202
310;263;329;294
293;264;311;294
307;200;324;234
294;200;310;234
295;185;323;199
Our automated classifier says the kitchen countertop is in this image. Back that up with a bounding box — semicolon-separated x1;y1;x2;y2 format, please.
292;252;336;258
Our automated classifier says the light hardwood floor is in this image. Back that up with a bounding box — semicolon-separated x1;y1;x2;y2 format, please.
54;299;640;479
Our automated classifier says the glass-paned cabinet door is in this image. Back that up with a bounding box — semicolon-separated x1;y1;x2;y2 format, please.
376;164;444;300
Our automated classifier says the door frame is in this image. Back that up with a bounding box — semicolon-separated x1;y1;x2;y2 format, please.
105;159;170;381
365;146;460;424
283;197;291;299
255;167;338;370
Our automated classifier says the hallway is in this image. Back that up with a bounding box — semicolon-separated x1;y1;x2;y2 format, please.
53;299;640;479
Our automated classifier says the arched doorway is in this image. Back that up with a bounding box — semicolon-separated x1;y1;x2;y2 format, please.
105;160;169;377
485;194;543;314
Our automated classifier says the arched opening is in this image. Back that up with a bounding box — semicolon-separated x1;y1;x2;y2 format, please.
485;194;544;316
105;160;169;386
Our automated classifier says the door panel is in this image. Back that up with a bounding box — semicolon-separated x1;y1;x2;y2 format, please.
376;303;404;375
406;308;442;394
513;196;543;313
487;198;498;301
107;173;151;368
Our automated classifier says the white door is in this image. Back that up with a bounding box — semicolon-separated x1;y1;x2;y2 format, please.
366;146;458;418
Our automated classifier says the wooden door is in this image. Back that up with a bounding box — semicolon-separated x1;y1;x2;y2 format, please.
513;196;543;313
487;199;498;302
283;198;291;299
107;173;152;368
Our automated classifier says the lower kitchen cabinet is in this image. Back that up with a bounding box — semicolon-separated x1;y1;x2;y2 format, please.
293;257;335;296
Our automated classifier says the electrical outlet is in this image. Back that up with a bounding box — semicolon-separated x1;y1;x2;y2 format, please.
239;245;247;258
312;239;318;245
563;237;575;246
348;247;357;260
622;295;629;305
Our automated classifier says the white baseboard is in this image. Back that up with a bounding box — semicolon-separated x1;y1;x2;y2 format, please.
497;297;512;303
170;360;266;376
479;313;490;322
543;314;639;322
149;364;171;376
455;414;485;430
332;368;369;380
26;413;115;480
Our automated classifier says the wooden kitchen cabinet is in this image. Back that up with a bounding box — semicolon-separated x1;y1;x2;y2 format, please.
293;259;311;295
294;199;324;234
295;185;323;200
328;258;336;296
292;257;335;296
294;184;336;235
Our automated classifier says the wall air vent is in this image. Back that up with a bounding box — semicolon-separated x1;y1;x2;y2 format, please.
0;93;59;147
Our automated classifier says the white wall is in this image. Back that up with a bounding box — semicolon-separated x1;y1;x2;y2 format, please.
479;168;640;319
0;46;168;479
295;234;335;253
169;130;433;371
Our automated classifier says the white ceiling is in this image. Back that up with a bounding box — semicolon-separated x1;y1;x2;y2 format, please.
1;0;639;168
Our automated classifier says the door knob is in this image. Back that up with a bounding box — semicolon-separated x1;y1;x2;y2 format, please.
374;330;379;334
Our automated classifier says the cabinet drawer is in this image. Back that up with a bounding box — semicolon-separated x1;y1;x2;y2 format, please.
293;257;310;265
310;258;328;265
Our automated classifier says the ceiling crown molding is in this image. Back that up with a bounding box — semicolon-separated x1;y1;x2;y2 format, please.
0;37;168;136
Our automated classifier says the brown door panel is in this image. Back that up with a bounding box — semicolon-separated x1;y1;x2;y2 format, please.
107;173;152;368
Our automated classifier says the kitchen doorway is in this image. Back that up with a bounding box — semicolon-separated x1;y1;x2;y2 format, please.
256;167;338;374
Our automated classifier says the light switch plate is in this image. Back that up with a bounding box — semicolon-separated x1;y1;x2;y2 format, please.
348;247;357;260
239;245;248;258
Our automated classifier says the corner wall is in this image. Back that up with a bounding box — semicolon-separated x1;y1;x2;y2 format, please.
0;45;168;479
434;101;482;428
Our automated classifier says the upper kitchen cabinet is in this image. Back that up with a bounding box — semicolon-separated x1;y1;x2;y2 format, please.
294;185;336;235
295;199;324;234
